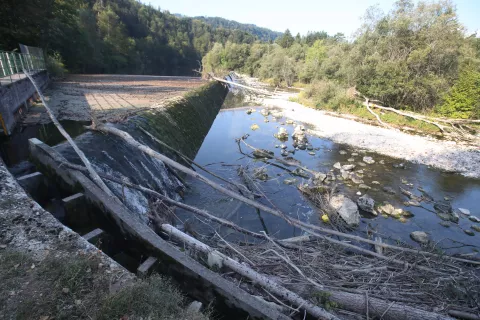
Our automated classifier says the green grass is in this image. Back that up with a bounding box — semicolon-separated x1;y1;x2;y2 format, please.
0;249;209;320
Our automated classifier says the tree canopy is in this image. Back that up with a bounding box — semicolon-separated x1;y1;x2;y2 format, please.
0;0;267;75
202;0;480;118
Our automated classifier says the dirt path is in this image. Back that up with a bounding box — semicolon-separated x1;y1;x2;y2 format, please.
262;92;480;179
22;74;206;125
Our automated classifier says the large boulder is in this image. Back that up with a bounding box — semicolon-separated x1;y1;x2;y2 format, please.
410;231;429;244
275;127;289;141
363;156;375;164
357;194;376;215
292;125;308;149
329;195;360;227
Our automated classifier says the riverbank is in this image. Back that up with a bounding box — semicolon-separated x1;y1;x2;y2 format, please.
260;91;480;179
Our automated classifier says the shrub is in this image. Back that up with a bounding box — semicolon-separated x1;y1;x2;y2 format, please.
438;68;480;119
303;80;354;110
46;52;67;77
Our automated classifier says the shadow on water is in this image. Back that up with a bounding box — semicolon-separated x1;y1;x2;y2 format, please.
0;121;89;175
179;103;480;255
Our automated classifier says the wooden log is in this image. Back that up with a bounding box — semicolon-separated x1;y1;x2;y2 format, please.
210;74;273;96
161;224;339;320
365;98;391;128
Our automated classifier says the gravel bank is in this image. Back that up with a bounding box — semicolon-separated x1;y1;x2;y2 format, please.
262;94;480;179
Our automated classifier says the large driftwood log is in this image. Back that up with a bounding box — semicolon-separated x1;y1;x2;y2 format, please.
161;224;339;320
163;224;454;320
365;98;392;128
24;72;118;199
209;74;273;96
85;124;480;269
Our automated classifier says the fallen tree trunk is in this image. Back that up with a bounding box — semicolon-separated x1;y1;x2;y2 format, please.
85;124;480;269
365;98;391;128
209;74;273;96
163;224;454;320
24;71;118;200
161;224;339;320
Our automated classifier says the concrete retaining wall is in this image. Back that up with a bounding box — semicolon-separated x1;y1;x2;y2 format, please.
0;70;49;135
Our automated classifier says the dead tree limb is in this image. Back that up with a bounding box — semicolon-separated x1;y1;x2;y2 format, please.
209;74;273;96
365;98;391;128
24;71;118;200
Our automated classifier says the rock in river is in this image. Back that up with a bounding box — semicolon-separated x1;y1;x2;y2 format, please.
363;156;375;164
253;149;274;159
342;164;355;171
382;186;396;195
379;203;395;215
357;194;376;215
284;178;297;185
333;162;342;170
313;172;327;184
260;109;270;116
469;216;480;223
358;184;371;190
339;150;347;155
410;231;429;244
275;127;289;140
329;195;360;227
458;208;471;216
350;175;364;184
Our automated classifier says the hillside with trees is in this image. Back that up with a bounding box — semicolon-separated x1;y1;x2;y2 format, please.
0;0;260;75
192;16;282;42
203;0;480;119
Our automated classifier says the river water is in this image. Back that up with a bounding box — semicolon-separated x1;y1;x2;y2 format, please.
178;94;480;255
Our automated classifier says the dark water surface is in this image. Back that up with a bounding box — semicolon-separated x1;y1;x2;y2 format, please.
180;105;480;254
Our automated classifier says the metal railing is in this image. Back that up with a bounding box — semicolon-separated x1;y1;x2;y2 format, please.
0;50;46;85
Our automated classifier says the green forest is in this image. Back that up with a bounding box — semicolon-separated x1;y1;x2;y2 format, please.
203;1;480;119
0;0;266;75
1;0;479;119
192;16;282;42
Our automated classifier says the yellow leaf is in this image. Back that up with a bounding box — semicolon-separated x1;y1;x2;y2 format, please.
321;214;330;223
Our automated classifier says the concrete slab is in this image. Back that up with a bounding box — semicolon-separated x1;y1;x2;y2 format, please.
17;171;48;201
61;193;90;229
137;256;158;278
83;228;104;244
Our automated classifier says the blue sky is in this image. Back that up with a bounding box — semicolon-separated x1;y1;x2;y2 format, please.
143;0;479;37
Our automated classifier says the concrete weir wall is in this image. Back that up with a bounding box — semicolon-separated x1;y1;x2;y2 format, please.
0;70;49;135
29;138;288;320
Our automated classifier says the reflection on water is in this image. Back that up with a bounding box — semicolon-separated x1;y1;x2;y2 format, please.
180;106;480;254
